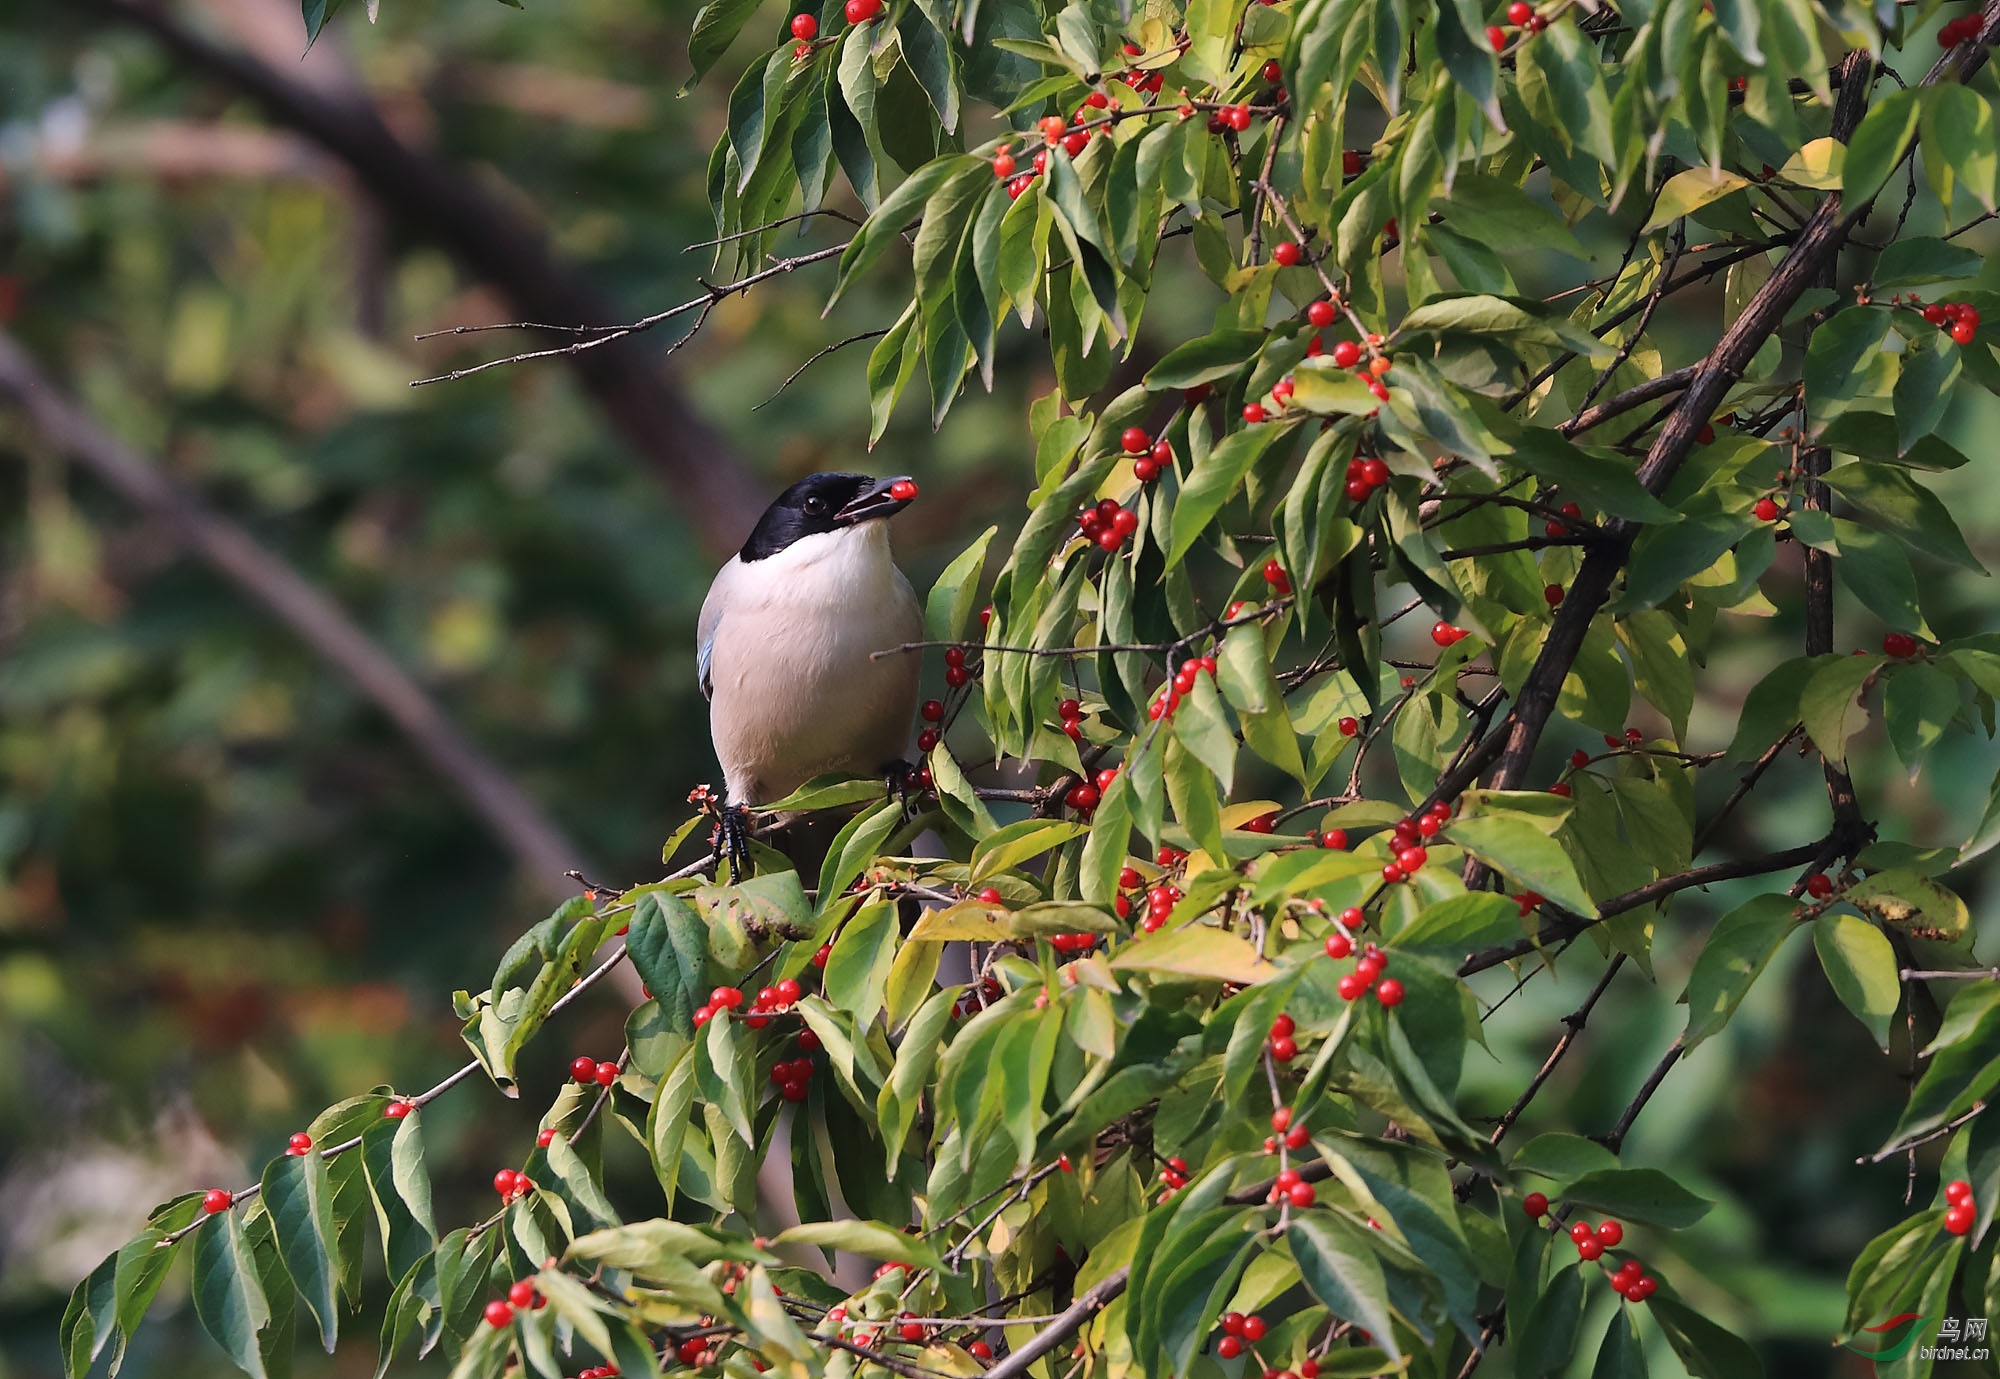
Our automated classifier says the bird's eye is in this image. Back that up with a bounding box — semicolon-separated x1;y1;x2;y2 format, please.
804;497;826;514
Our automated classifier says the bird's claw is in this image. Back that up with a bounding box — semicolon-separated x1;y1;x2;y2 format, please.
883;760;925;809
713;803;752;878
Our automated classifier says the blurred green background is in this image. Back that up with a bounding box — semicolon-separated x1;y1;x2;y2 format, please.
2;1;1998;1375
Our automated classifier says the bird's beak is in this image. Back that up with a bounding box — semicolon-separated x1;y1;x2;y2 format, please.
835;476;919;525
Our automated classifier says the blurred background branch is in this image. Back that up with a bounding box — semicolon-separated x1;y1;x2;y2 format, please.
0;329;584;897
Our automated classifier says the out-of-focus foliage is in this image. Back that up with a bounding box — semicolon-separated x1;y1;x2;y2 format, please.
7;0;2000;1376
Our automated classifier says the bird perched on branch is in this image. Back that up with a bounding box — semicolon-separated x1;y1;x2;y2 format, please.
698;472;924;866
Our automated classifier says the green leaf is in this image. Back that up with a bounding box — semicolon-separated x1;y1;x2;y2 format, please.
1143;329;1268;389
1168;425;1279;567
772;1219;944;1269
1507;431;1678;523
925;526;997;643
1432;174;1585;258
361;1113;436;1285
459;898;617;1094
1561;1168;1715;1229
1799;652;1880;767
1883;661;1957;777
824;898;898;1027
1648;1296;1764;1379
301;0;346;47
260;1152;340;1352
1449;813;1593;913
1846;866;1970;943
682;0;766;90
1842;87;1922;207
192;1212;275;1379
625;892;711;1034
1594;1307;1648;1379
1814;912;1900;1052
1921;84;1998;213
1873;236;1987;291
1681;893;1799;1050
1515;1262;1585;1377
61;1252;118;1379
1642;167;1752;231
1824;461;1984;572
1108;927;1276;985
1288;1215;1401;1364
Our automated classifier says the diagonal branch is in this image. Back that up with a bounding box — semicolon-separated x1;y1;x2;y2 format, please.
97;0;767;557
0;331;584;899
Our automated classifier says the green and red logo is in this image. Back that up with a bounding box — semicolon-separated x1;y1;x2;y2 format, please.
1841;1312;1939;1365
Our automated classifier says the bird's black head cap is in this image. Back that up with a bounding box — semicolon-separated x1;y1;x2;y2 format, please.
738;472;917;561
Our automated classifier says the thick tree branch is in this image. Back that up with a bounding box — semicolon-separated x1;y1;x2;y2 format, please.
0;331;584;899
980;1268;1129;1379
98;0;766;558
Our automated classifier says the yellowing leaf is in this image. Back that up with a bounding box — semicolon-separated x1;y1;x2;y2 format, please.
1109;927;1276;984
1642;167;1752;232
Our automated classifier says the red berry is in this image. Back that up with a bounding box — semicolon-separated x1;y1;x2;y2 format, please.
1487;23;1507;48
1307;301;1337;329
1227;104;1253;131
1300;1364;1319;1379
920;698;945;722
1241;1316;1266;1342
1270;1107;1292;1132
917;729;939;752
1122;426;1151;454
484;1301;514;1328
595;1061;619;1086
1273;240;1301;267
1947;1179;1974;1204
1270;1013;1296;1039
1549;782;1572;797
1062;130;1088;157
900;1319;926;1342
1430;620;1463;647
976;885;1004;905
799;1028;822;1051
1577;1236;1605;1260
1945;1203;1976;1235
537;1128;557;1147
493;1169;519;1197
202;1188;233;1214
509;1279;537;1308
969;1342;993;1361
1544;584;1564;606
1325;931;1353;959
1596;1220;1623;1246
1374;978;1404;1007
1883;632;1919;658
1243;403;1268;424
1218;1337;1244;1359
992;150;1016;177
1261;59;1283;82
843;0;880;20
1523;1192;1549;1217
1330;339;1361;368
1507;1;1532;21
1397;846;1428;872
1952;320;1977;345
813;943;833;968
1284;1124;1309;1149
1631;1276;1657;1300
287;1132;313;1155
1805;872;1834;899
1287;1180;1316;1207
384;1100;412;1119
1754;497;1780;522
1119;866;1143;890
1269;1035;1298;1061
1337;972;1367;1001
792;12;818;38
712;985;744;1009
570;1055;598;1083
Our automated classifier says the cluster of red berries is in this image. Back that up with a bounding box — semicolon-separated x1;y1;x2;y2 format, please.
568;1055;617;1087
285;1132;313;1156
1142;879;1182;932
1122;425;1175;481
944;643;974;688
691;984;748;1029
1206;103;1258;134
744;978;805;1029
1939;13;1986;45
1261;558;1292;596
1147;654;1218;720
1112;42;1171;95
1321;905;1365;959
571;1367;617;1379
1335;452;1391;502
1337;943;1403;1005
1158;1155;1192;1200
1064;766;1117;815
767;1055;816;1102
788;13;818;58
1945;1178;1978;1234
491;1168;535;1203
1513;891;1543;916
1485;2;1545;49
1264;1106;1313;1154
954;975;1004;1017
1049;932;1099;955
1266;1165;1317;1208
1430;620;1470;648
1055;695;1089;741
1077;497;1140;552
1883;631;1922;659
1543;500;1585;538
1212;1312;1269;1358
1267;1012;1301;1062
484;1279;551;1329
917;698;943;752
675;1336;722;1367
